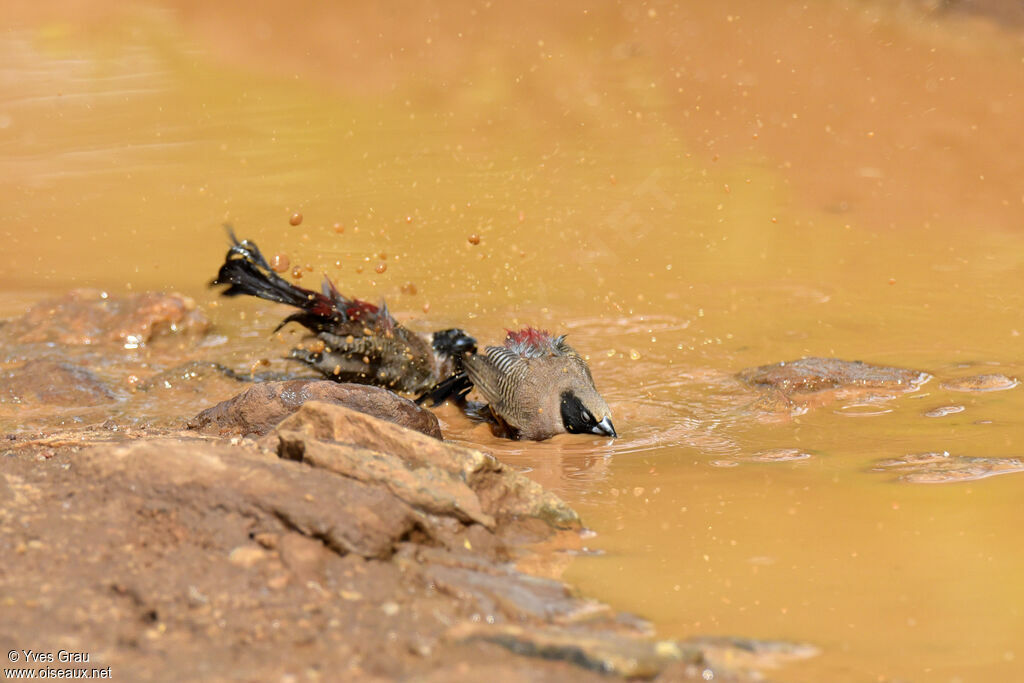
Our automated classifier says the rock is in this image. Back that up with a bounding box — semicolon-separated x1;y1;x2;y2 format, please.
939;373;1019;392
447;623;702;679
228;544;270;567
266;401;580;528
277;532;329;582
739;357;929;395
398;545;612;624
0;289;209;347
871;452;1024;483
74;438;422;559
135;361;244;393
680;635;821;673
0;360;115;406
189;380;442;439
276;431;496;528
923;404;965;418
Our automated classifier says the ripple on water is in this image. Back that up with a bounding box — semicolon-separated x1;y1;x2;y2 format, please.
872;451;1024;483
833;401;895;417
939;374;1019;392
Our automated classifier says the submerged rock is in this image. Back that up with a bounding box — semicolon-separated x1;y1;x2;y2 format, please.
0;359;115;406
872;452;1024;483
189;379;443;439
923;404;965;418
0;289;209;347
738;357;930;394
939;373;1019;393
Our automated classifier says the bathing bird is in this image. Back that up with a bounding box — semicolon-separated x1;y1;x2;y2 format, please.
210;230;476;394
418;327;617;441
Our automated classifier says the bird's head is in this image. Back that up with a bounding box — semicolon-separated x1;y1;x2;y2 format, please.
560;389;617;438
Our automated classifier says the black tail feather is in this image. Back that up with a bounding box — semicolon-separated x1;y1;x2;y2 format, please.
211;227;344;336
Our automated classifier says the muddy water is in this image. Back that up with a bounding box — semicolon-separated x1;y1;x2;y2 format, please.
5;1;1024;680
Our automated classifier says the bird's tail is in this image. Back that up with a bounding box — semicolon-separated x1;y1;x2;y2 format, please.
211;227;320;310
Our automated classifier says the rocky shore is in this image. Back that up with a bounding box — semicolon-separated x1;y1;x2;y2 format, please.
1;291;820;680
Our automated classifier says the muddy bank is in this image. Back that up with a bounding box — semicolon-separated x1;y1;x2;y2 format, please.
0;402;815;681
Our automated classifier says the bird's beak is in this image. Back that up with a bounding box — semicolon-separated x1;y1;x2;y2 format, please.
592;417;617;438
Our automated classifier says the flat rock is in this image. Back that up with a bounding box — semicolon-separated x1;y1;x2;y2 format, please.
266;401;580;529
0;289;209;347
0;359;115;406
738;357;929;395
75;438;422;558
189;379;442;439
278;433;496;528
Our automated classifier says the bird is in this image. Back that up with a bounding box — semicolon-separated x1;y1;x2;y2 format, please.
210;229;476;394
418;327;617;441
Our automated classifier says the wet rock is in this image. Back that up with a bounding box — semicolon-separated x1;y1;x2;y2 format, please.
923;405;965;418
0;359;115;406
189;379;442;439
739;357;929;395
266;401;580;529
748;389;808;417
447;622;702;679
398;545;612;624
0;289;209;347
680;635;821;673
277;430;495;528
871;451;1024;483
939;373;1019;392
135;361;244;393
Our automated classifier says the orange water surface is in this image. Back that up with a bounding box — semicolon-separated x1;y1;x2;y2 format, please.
4;1;1024;680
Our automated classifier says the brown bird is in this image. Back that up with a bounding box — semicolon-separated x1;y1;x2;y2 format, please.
419;328;617;440
211;230;475;394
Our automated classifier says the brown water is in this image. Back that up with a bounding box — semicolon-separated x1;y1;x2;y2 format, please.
4;1;1024;679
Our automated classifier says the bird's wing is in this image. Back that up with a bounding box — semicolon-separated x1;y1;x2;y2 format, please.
464;346;530;410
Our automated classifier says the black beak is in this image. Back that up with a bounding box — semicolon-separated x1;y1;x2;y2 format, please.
592;417;617;438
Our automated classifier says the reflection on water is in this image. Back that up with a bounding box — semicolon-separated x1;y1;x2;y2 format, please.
5;1;1024;680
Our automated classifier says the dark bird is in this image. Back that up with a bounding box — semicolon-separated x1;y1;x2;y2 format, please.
210;230;476;394
419;328;617;441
